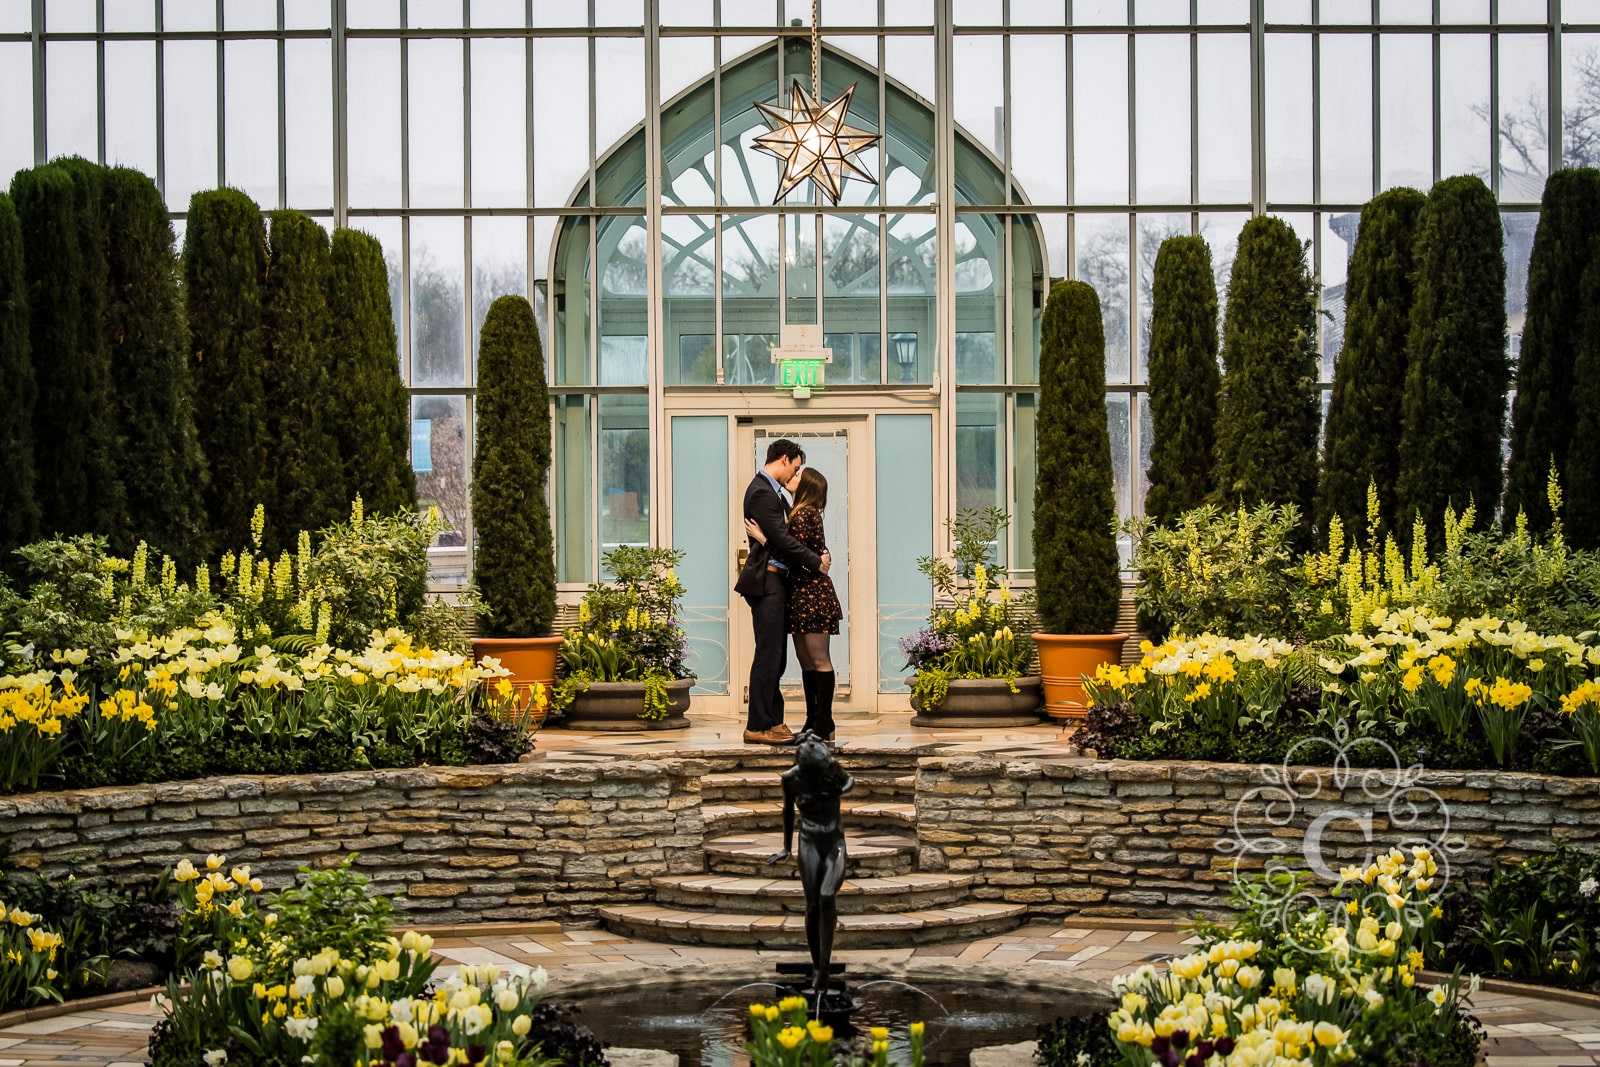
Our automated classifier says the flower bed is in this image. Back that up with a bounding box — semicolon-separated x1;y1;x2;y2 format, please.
0;505;540;794
1081;611;1600;776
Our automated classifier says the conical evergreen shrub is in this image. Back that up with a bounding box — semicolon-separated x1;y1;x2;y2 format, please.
1033;280;1120;635
1317;186;1427;535
185;188;269;555
1397;175;1508;533
1504;167;1600;531
102;165;205;563
263;210;345;547
0;193;37;560
472;294;556;638
10;160;124;541
1211;215;1321;527
1144;235;1220;526
327;228;415;517
1569;245;1600;549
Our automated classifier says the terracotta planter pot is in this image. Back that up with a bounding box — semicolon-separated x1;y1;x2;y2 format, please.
909;675;1043;728
558;678;694;731
1033;633;1128;722
471;635;563;725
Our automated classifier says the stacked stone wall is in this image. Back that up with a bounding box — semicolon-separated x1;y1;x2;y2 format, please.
914;757;1600;919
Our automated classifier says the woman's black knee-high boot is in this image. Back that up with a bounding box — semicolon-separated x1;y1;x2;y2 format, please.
800;669;819;736
814;670;836;740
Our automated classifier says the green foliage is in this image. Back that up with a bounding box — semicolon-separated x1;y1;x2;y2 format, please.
1033;280;1120;635
1454;843;1600;989
1506;168;1600;534
101;166;206;565
472;295;556;638
1571;240;1600;550
1144;234;1220;525
1033;1012;1117;1067
308;502;461;651
184;188;269;558
1318;187;1426;536
10;159;125;543
262;211;345;550
1211;215;1320;528
327;228;415;519
1398;175;1509;535
1123;503;1305;641
0;192;37;561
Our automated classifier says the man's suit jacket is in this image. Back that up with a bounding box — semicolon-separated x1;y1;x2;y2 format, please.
734;472;823;599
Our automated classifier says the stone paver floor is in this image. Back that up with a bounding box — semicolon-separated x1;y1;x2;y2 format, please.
4;922;1599;1065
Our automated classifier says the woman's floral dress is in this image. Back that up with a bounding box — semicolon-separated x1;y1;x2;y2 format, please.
786;505;842;635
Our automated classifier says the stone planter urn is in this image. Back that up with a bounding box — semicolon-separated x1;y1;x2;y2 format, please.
909;675;1043;728
557;678;694;731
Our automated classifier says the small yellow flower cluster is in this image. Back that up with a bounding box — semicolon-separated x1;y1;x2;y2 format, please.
0;672;89;739
745;999;924;1067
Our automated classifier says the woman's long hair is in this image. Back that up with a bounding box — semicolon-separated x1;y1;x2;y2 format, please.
790;467;828;515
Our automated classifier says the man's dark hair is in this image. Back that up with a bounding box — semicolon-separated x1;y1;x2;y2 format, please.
765;438;805;464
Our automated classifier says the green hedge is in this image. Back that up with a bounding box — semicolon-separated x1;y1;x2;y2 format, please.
1033;280;1120;635
0;193;37;561
1144;234;1220;526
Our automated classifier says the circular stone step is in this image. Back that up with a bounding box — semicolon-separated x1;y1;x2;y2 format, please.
598;901;1029;948
651;871;973;915
705;830;916;876
701;800;917;836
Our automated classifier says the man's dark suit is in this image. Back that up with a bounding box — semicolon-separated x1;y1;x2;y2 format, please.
736;471;823;733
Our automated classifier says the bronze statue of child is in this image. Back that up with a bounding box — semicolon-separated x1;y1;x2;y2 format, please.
767;730;853;999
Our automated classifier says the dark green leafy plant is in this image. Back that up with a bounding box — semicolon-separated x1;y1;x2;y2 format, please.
262;210;345;550
101;166;206;566
10;159;125;544
1144;234;1220;526
1449;843;1600;990
472;294;557;638
1570;241;1600;550
327;228;416;519
1397;175;1509;535
1034;1011;1116;1067
0;192;38;563
1211;215;1320;530
184;187;269;558
1505;168;1600;534
1318;187;1426;536
1034;280;1120;635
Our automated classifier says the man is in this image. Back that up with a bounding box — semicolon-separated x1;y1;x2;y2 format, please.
735;439;830;745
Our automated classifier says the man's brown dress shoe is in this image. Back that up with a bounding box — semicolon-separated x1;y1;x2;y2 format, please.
742;726;796;745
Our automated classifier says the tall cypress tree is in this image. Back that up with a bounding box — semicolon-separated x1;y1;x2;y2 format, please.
0;193;37;560
263;211;345;546
102;165;205;563
1397;175;1508;533
1144;235;1220;526
1317;186;1427;535
1211;215;1321;524
9;159;123;540
1503;167;1600;531
472;295;556;637
185;188;269;555
328;228;416;517
1568;244;1600;549
1033;280;1120;635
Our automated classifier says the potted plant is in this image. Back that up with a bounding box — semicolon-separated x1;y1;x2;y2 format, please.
469;294;561;719
1032;280;1127;721
901;507;1040;727
550;545;694;730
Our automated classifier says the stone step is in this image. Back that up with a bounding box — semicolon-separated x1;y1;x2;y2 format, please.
701;800;917;836
699;770;914;804
705;831;917;876
598;901;1028;948
651;871;972;915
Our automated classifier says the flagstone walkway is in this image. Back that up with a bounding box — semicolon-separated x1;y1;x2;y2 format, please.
3;921;1599;1066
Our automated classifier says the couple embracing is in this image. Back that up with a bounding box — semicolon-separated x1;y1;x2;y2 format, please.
735;439;842;746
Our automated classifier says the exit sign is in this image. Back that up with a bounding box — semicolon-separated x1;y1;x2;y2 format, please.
771;324;833;399
778;358;824;395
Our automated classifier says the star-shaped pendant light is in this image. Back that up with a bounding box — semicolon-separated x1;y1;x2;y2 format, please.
752;81;880;204
750;0;881;205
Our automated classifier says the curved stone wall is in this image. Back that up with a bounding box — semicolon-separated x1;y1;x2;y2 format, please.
1;755;1594;923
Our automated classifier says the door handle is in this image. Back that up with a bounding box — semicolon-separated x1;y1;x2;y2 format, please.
737;547;749;571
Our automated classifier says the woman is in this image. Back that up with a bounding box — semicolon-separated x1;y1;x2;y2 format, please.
745;467;842;739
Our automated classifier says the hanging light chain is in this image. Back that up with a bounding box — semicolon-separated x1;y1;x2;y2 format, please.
811;0;821;98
